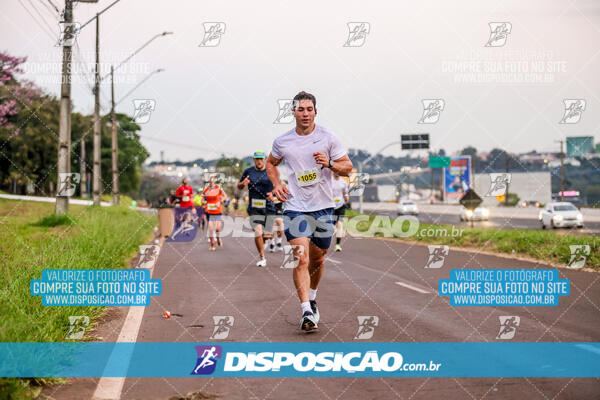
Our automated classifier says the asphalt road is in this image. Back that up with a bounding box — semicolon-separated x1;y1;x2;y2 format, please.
369;208;600;235
43;225;600;400
408;211;600;233
106;232;599;399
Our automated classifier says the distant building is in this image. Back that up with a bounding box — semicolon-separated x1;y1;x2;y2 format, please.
518;152;556;164
547;158;581;168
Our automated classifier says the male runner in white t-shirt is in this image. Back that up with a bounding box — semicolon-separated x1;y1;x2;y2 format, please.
266;91;353;332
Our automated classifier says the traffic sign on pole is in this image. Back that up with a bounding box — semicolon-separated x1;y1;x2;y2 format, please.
429;156;450;168
401;134;429;150
459;189;483;210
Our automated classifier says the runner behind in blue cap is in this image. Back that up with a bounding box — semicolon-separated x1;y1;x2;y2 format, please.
238;150;275;267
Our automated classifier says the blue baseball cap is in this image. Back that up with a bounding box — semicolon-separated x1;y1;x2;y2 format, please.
253;151;266;159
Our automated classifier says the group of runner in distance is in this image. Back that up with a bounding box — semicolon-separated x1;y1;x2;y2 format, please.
173;91;353;332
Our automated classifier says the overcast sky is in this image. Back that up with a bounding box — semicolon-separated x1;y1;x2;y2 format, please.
2;0;599;162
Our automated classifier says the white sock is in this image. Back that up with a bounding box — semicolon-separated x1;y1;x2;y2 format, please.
309;288;318;301
276;236;282;245
301;301;312;314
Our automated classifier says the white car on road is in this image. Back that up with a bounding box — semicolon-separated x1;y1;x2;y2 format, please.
397;200;419;215
539;202;583;229
459;206;489;221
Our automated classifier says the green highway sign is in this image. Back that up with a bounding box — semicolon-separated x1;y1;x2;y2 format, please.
429;156;451;168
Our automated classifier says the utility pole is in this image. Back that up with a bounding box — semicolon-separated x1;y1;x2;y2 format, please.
92;14;101;206
80;137;86;198
430;165;434;204
55;0;73;215
556;139;565;201
55;0;99;214
111;66;119;205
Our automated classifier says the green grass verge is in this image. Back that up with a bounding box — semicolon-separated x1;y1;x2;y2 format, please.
344;210;599;270
0;199;155;342
0;199;155;397
29;214;75;227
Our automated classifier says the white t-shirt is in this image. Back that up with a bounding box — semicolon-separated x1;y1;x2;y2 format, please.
331;178;348;209
271;125;347;212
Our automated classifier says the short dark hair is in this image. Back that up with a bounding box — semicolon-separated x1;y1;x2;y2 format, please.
293;91;316;109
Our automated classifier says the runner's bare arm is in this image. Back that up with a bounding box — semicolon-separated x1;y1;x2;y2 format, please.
313;153;353;176
266;153;290;201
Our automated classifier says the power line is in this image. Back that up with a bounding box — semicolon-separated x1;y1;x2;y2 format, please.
137;135;221;155
17;0;57;43
73;40;111;112
37;0;59;17
45;0;60;14
73;40;96;92
26;0;58;39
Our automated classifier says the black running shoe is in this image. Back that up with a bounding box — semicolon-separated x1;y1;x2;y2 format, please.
300;311;318;332
310;300;320;323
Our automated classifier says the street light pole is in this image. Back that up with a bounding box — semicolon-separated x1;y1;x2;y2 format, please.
80;137;86;198
92;13;102;206
55;0;74;215
115;68;165;106
110;66;119;205
102;31;173;81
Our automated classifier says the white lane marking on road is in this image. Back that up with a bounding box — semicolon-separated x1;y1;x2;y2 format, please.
395;281;430;294
92;239;163;400
329;253;434;293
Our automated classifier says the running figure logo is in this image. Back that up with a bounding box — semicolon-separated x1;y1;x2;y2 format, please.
485;173;511;197
496;316;520;339
191;345;222;375
343;22;370;47
57;173;80;197
273;99;296;124
136;245;160;269
485;22;512;47
168;208;198;242
132;99;156;124
199;22;226;47
567;245;590;269
418;99;445;124
65;316;89;340
354;316;379;340
210;316;234;340
56;22;80;47
559;99;586;124
424;245;449;269
348;173;369;196
281;245;304;269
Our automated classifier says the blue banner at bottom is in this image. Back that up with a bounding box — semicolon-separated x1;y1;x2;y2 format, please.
0;342;599;378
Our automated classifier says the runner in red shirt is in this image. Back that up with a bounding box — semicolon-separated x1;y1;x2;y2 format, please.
175;178;194;208
203;175;228;251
